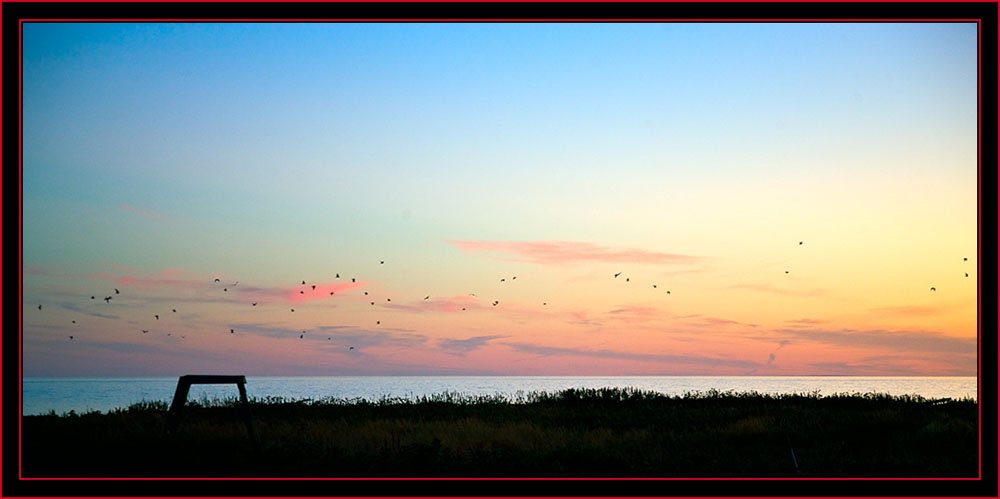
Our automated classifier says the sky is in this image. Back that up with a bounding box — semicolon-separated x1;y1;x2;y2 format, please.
21;22;979;377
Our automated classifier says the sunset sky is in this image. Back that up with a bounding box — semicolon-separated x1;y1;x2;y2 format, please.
21;22;978;377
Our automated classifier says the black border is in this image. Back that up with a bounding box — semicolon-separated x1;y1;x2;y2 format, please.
5;1;997;498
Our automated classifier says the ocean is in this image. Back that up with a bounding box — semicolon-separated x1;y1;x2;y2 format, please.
21;375;978;416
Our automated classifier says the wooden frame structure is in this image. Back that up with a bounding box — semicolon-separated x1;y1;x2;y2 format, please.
164;374;259;442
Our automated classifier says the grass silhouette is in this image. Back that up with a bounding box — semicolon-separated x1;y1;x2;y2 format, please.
23;388;977;477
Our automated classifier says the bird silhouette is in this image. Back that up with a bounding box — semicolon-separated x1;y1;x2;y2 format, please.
543;302;547;306
215;278;221;283
231;329;235;334
387;298;391;302
142;329;148;334
376;321;380;325
512;276;517;280
965;273;969;277
71;320;76;324
469;293;477;297
424;296;430;300
252;302;257;306
224;288;228;292
462;307;466;311
302;280;306;285
155;315;159;320
104;296;112;303
930;287;936;292
330;292;335;295
38;304;42;310
69;336;74;340
493;300;499;306
626;278;629;282
336;273;340;278
364;292;368;295
291;308;295;312
312;285;316;290
666;291;671;294
652;285;657;288
785;271;790;274
799;241;803;245
963;257;968;261
349;346;355;350
300;290;304;294
370;302;375;306
172;309;176;313
614;272;621;278
500;278;505;282
380;260;384;264
115;288;120;294
352;278;356;283
300;334;304;339
91;296;95;300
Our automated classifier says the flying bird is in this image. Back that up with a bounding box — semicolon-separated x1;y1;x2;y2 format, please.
930;287;936;292
424;296;430;300
312;285;316;290
785;271;790;274
231;329;234;334
300;334;304;339
71;320;76;324
142;329;148;334
799;241;803;245
666;291;671;294
963;257;968;261
626;278;629;282
376;321;380;325
155;315;159;320
380;260;384;264
965;273;969;277
300;290;305;294
352;278;356;283
291;308;295;312
172;309;176;313
349;346;355;350
371;302;375;306
69;336;74;340
512;276;516;280
469;293;477;297
364;292;368;295
543;302;547;306
330;292;334;295
302;280;306;285
493;300;499;306
652;285;657;288
387;298;391;302
500;278;505;282
614;272;621;278
336;273;340;278
252;302;257;306
91;296;95;300
104;296;112;303
215;278;221;283
224;288;228;292
115;288;120;294
38;304;42;310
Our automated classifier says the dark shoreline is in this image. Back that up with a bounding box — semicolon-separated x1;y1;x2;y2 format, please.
22;388;978;478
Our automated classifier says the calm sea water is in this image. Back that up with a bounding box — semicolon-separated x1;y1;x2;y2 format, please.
21;376;978;416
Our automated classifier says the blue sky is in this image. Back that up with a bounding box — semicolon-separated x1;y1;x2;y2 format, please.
22;22;978;376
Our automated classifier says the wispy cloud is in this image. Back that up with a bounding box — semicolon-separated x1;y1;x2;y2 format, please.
784;318;828;326
384;295;482;313
438;335;506;356
447;240;699;266
505;342;759;369
868;305;948;316
25;264;47;275
606;306;660;323
774;328;976;354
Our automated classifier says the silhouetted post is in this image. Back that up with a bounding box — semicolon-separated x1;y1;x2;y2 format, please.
164;375;259;443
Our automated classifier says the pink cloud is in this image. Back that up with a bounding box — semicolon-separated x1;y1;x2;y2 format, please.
447;240;699;266
606;306;660;323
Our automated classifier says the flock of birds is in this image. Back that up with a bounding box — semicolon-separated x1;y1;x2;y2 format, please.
37;242;973;346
